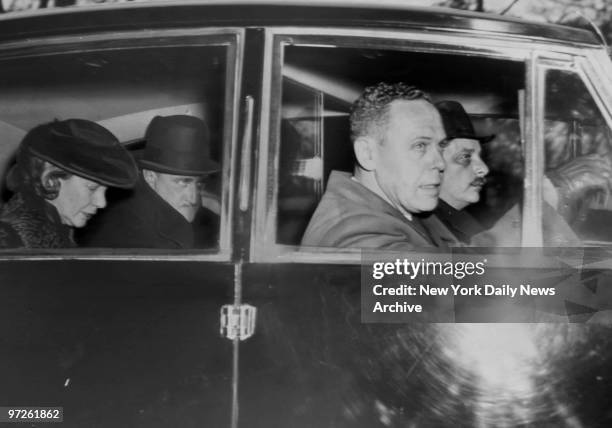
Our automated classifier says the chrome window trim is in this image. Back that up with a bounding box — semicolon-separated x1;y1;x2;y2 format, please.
521;51;544;247
258;27;591;59
253;26;607;264
0;27;243;59
0;251;232;262
251;28;277;260
0;27;245;262
260;245;583;270
536;52;612;250
576;54;612;140
587;49;612;108
546;52;612;249
528;57;576;248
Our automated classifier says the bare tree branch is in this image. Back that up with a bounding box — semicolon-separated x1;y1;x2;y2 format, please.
500;0;520;15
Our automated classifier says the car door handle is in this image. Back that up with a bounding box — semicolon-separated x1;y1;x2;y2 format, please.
239;95;255;212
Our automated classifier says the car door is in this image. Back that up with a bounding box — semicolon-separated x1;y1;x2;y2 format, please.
237;26;612;427
0;28;243;427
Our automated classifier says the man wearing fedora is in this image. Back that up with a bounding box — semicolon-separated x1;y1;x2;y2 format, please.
83;115;220;249
0;119;138;248
432;100;609;246
431;100;493;244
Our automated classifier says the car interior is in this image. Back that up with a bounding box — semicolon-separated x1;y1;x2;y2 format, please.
277;45;525;246
276;44;612;247
0;44;228;249
0;41;611;250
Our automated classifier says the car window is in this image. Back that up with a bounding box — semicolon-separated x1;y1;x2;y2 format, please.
0;35;237;255
271;42;526;252
543;67;612;245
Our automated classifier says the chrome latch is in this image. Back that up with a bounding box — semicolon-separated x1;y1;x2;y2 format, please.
220;304;257;341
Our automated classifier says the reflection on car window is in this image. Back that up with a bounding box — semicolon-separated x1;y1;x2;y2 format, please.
276;44;526;249
544;69;612;245
0;44;228;252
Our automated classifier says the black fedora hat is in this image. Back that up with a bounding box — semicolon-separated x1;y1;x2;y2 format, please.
139;115;220;176
435;100;495;143
24;119;138;188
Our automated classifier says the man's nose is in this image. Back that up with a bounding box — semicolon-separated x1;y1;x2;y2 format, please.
185;183;198;205
430;146;445;172
94;188;107;209
474;158;489;177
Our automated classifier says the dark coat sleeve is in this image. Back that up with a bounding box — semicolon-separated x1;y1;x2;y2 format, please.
77;202;151;248
0;221;24;248
193;207;220;249
302;197;445;250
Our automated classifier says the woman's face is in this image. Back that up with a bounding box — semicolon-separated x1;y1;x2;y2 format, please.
50;175;107;228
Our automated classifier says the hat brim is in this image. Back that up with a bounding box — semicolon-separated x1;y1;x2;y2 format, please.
29;146;138;189
138;158;220;176
446;133;496;144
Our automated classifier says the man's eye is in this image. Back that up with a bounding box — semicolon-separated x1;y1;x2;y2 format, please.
455;154;472;165
413;142;428;151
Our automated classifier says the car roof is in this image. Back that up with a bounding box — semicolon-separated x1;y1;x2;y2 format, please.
0;0;600;47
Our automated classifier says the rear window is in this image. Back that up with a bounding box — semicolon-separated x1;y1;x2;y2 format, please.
0;33;238;256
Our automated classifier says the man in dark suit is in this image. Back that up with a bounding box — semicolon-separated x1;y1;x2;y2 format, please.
431;100;493;245
82;115;220;249
433;100;608;246
301;82;456;250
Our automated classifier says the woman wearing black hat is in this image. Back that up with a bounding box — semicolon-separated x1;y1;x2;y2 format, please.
0;119;138;248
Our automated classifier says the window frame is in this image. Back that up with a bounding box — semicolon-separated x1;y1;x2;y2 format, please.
252;27;602;264
535;51;612;247
0;27;244;261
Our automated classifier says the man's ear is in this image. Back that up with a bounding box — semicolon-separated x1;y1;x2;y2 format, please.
354;136;377;171
142;169;157;188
